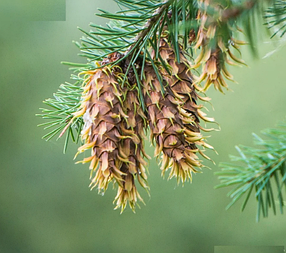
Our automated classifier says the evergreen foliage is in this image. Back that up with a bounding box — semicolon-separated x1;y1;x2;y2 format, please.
265;0;286;38
216;122;286;221
38;0;286;215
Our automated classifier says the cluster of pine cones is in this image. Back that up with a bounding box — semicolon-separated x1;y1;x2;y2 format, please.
73;37;218;212
73;17;242;211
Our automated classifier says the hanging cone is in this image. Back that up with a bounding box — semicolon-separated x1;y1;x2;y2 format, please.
143;62;206;184
192;0;245;92
74;64;126;190
113;79;150;212
73;53;149;212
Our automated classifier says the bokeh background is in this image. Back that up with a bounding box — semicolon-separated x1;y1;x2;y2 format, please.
1;1;286;252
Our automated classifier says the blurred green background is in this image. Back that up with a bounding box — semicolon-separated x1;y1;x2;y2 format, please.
1;1;286;252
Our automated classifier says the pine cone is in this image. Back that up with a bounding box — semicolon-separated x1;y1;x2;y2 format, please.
193;0;245;92
113;82;150;212
161;39;215;142
143;62;206;184
73;55;149;212
74;66;126;191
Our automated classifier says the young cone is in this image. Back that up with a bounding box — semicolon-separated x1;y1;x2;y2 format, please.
74;54;148;212
193;0;246;92
143;62;205;184
113;78;150;212
74;66;124;191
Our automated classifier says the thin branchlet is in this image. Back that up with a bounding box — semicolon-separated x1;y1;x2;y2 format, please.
216;122;286;220
125;0;173;54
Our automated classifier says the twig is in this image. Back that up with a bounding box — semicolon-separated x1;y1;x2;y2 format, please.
125;0;173;55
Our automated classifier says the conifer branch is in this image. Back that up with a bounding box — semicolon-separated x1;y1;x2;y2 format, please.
265;0;286;37
38;0;286;213
216;121;286;221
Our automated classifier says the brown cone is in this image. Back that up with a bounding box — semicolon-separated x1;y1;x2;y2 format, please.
158;38;215;157
113;82;150;212
192;0;246;92
143;62;204;183
75;66;126;192
74;55;149;212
